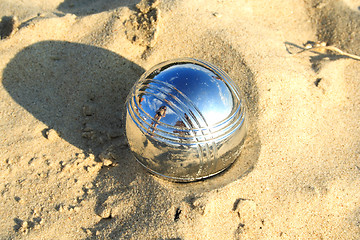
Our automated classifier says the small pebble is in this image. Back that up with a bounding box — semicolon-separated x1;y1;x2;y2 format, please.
103;159;113;167
82;104;95;116
99;148;118;166
213;12;222;18
22;221;28;229
45;129;59;141
33;209;38;216
99;152;112;161
82;131;95;139
0;16;19;39
59;205;64;212
98;208;111;219
84;182;94;189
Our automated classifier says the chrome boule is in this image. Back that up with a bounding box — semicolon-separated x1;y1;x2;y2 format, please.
125;58;247;182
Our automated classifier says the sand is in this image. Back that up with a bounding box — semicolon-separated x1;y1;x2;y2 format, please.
0;0;360;239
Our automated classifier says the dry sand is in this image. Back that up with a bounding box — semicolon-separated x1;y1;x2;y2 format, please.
1;0;360;239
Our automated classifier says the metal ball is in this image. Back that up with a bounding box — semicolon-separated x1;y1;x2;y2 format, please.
125;58;247;182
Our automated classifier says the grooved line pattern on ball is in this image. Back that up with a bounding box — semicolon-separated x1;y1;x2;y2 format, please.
147;78;219;168
142;78;217;176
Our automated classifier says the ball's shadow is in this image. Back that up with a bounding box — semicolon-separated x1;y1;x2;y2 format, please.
2;41;144;156
57;0;139;16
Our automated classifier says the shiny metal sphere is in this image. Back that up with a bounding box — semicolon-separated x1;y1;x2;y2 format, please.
125;58;247;182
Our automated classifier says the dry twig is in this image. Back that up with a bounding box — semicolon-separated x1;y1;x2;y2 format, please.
292;41;360;61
